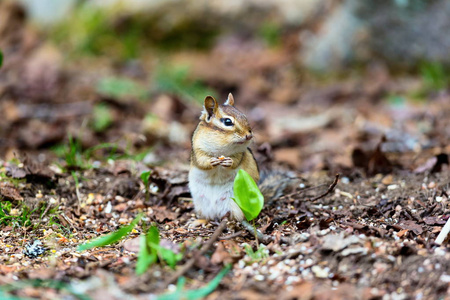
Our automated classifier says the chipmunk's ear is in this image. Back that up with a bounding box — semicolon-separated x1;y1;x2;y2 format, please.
203;95;218;121
225;93;234;106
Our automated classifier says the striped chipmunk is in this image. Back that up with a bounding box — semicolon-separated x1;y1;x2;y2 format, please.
189;93;295;221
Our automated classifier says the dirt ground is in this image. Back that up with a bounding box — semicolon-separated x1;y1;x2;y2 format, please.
1;1;450;299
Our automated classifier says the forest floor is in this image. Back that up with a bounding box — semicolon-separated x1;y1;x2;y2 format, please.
1;1;450;299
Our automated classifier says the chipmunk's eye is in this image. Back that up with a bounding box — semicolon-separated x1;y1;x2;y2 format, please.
221;118;234;126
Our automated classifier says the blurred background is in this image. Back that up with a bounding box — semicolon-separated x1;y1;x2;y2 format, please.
0;0;449;174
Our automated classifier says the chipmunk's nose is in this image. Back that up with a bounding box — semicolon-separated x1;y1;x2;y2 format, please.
245;134;253;141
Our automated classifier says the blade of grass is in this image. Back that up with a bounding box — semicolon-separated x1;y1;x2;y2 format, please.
78;213;142;251
157;265;231;300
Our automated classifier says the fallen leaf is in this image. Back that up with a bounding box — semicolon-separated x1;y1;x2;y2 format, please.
0;182;23;201
211;241;233;265
398;220;423;235
414;153;449;174
123;237;140;253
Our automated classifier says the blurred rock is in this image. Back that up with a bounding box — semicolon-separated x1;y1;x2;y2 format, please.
300;0;362;71
358;0;450;67
301;0;450;71
17;0;76;26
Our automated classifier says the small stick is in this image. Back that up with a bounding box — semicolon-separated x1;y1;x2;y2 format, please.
279;183;328;200
241;220;290;244
435;216;450;245
309;174;340;202
164;217;228;286
220;230;244;240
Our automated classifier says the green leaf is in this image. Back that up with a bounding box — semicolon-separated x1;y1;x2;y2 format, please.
154;64;217;105
157;265;231;300
92;103;113;132
232;169;264;221
0;50;3;68
155;245;183;269
136;234;157;275
140;171;151;186
78;213;142;251
97;77;147;100
147;225;160;246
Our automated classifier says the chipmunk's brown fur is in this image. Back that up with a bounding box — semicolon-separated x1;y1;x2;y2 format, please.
189;94;259;220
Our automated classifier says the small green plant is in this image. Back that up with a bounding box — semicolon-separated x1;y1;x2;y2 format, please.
243;244;269;264
52;135;120;170
77;213;142;251
0;279;90;300
420;61;450;92
0;171;26;187
91;103;113;132
232;169;264;222
0;201;35;227
154;63;217;105
136;225;183;275
96;77;147;101
64;134;84;169
140;171;151;202
157;265;231;300
258;21;281;47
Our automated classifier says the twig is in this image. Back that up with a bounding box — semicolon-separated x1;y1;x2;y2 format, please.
164;217;228;286
435;216;450;245
309;174;340;202
241;220;290;244
220;230;244;240
239;175;340;245
279;183;328;200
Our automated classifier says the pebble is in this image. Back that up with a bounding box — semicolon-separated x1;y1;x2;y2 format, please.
254;274;265;281
440;274;450;283
285;275;300;285
387;184;398;190
104;202;112;214
311;265;329;278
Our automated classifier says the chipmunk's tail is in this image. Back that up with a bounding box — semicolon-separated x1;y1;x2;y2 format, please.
253;143;301;203
258;168;300;203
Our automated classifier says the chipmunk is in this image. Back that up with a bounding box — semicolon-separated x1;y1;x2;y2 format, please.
189;93;260;221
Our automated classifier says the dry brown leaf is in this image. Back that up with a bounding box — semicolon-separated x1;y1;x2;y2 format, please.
0;182;23;201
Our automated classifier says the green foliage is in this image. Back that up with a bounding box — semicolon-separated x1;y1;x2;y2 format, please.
63;135;84;169
258;22;281;47
386;95;406;106
0;279;90;300
140;171;151;202
77;213;142;251
243;244;269;263
52;135;120;170
0;171;26;188
157;265;231;300
0;50;3;68
154;64;217;105
0;202;35;228
91;103;113;132
136;225;183;275
49;5;138;59
136;227;158;275
96;77;147;101
49;2;218;60
232;169;264;221
420;61;450;92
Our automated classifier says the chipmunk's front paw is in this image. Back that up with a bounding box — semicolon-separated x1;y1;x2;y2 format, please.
220;157;233;167
210;157;222;167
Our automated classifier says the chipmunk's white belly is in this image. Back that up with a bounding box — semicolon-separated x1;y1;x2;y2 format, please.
188;166;244;220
